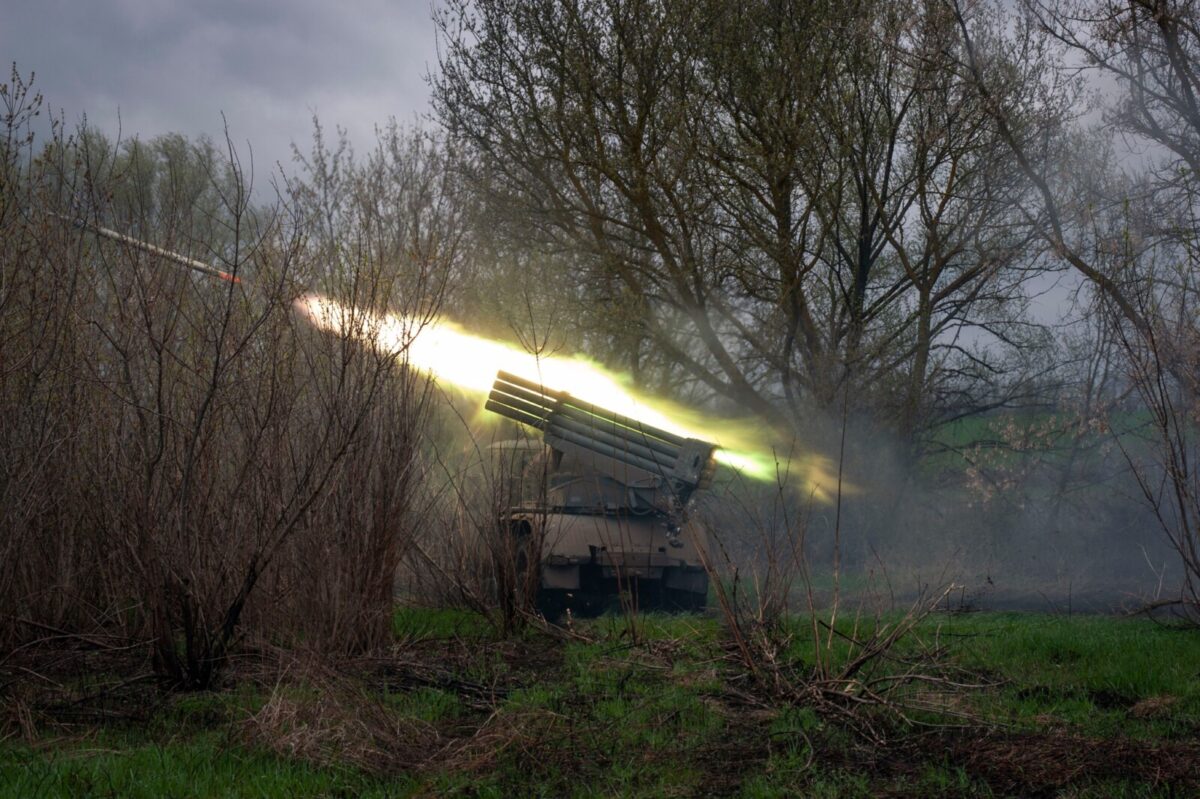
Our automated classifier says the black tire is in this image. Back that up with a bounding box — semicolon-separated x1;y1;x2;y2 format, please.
633;580;665;612
664;587;706;612
535;588;568;622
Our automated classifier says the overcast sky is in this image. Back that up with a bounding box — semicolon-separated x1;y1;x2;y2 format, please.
2;0;440;177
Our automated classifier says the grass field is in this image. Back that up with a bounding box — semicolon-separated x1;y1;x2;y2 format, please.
3;607;1199;797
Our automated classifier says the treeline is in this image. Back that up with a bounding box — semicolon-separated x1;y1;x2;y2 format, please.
432;0;1196;442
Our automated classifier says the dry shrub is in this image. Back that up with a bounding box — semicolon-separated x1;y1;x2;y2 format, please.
0;69;461;684
0;693;37;744
438;706;565;776
243;661;565;780
1113;311;1200;623
699;453;977;743
402;424;548;634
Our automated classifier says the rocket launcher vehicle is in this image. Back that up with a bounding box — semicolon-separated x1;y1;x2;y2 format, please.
485;370;715;611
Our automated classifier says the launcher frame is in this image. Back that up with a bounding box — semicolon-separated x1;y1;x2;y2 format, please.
485;371;717;520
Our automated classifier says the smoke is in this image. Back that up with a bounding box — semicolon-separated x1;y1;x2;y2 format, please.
699;402;1180;613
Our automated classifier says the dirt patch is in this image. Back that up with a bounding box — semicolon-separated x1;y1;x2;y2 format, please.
691;706;774;795
493;634;567;676
929;729;1200;796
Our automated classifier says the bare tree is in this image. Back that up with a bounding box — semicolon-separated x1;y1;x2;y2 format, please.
433;0;1055;449
952;0;1200;616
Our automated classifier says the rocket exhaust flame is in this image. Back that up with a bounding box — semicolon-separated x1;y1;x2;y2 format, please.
48;210;839;499
293;292;845;500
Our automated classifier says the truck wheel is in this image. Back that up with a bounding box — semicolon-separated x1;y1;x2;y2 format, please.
535;589;568;622
634;581;664;612
664;588;706;612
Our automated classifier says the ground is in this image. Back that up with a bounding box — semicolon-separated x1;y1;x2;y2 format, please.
2;608;1199;797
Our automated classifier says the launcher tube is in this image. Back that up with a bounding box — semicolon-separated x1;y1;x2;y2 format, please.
484;399;544;429
489;383;678;468
487;388;553;427
551;403;681;459
547;413;675;470
491;378;680;460
545;424;673;477
495;371;685;448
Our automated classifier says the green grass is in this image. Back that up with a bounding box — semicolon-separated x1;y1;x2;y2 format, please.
918;612;1200;737
0;733;400;799
3;608;1199;797
391;604;493;640
384;686;463;722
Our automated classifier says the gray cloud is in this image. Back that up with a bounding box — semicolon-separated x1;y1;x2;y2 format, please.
2;0;439;176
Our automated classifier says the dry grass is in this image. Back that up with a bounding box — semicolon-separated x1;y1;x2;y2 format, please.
240;653;572;783
244;680;439;777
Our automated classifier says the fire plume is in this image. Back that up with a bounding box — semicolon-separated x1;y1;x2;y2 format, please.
294;293;844;500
